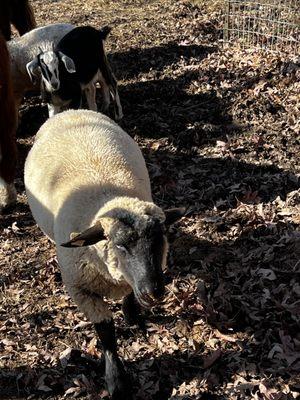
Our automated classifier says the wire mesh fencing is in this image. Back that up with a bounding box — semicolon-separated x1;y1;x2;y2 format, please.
224;0;300;54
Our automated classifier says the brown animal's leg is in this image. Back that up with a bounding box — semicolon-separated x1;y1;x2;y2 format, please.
0;33;17;210
0;123;18;209
0;139;17;210
11;0;36;36
0;0;12;40
0;131;17;185
95;319;132;400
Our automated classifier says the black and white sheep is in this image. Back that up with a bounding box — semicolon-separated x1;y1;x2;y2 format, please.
24;110;184;399
26;26;123;119
8;23;75;109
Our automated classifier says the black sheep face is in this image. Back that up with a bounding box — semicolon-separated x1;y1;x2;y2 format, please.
108;216;167;307
61;208;185;308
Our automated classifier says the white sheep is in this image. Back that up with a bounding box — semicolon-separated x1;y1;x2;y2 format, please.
24;110;184;400
8;23;74;108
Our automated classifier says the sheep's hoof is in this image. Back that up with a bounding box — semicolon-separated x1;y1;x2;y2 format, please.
106;362;132;400
111;384;132;400
123;307;141;327
124;312;146;333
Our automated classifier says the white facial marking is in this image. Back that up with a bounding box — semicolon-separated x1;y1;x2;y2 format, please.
40;51;60;91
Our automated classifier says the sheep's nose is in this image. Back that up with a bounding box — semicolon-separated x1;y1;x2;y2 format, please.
151;281;165;299
141;281;165;303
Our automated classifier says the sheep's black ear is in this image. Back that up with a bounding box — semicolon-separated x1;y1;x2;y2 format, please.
99;25;112;40
164;207;186;226
60;224;105;247
58;51;76;73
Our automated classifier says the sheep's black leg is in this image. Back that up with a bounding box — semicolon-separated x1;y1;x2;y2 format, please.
122;292;145;330
94;319;132;400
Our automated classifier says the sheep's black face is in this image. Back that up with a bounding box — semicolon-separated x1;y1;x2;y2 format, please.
111;217;167;308
60;208;185;307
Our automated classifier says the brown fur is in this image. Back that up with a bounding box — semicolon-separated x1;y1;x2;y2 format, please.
0;34;17;185
0;0;36;41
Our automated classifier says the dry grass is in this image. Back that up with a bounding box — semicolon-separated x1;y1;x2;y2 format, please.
189;0;225;12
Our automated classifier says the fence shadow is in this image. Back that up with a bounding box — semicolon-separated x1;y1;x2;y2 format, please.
109;42;216;80
144;146;299;211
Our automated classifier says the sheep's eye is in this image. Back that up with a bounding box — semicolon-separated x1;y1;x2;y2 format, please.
116;244;127;255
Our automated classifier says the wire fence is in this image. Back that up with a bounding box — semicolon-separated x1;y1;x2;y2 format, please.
224;0;300;54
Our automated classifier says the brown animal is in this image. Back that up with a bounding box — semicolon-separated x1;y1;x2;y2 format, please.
0;34;17;210
0;0;36;41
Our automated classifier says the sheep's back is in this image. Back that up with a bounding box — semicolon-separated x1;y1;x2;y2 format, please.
25;110;152;240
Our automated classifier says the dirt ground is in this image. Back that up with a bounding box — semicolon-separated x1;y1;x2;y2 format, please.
1;0;300;399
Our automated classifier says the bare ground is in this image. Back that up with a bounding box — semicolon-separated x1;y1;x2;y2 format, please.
0;1;300;399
